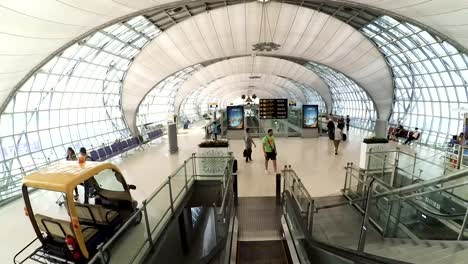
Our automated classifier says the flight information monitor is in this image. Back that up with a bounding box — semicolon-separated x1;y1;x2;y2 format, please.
259;99;288;119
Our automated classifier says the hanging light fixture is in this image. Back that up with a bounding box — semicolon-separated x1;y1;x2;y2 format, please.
252;0;280;52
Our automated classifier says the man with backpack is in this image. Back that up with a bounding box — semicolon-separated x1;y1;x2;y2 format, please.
263;129;277;174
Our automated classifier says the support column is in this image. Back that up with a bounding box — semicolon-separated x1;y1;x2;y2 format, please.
374;119;388;138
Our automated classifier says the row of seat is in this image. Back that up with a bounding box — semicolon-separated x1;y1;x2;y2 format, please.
147;129;163;141
89;129;163;162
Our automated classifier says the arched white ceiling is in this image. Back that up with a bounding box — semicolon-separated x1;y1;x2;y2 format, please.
123;2;392;132
199;84;291;103
173;56;332;112
184;74;308;103
219;90;276;107
1;0;467;125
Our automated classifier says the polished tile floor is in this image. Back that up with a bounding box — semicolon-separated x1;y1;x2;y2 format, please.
0;125;447;261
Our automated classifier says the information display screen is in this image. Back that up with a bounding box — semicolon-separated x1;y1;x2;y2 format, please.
302;105;318;128
259;99;288;119
227;105;244;130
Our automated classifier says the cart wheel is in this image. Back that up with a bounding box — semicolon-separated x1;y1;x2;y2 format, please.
96;249;110;264
133;211;143;226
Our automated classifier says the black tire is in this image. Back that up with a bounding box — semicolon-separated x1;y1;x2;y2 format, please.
133;211;143;226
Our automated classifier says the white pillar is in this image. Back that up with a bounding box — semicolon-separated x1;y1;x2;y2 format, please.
375;119;388;138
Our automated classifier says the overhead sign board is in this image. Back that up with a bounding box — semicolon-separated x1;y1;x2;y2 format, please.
259;99;288;119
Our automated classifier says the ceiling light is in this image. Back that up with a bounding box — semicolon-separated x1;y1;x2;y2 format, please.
253;2;280;52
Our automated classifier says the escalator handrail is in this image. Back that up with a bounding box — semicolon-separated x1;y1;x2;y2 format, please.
284;192;411;264
406;199;466;219
313;168;468;211
217;158;235;216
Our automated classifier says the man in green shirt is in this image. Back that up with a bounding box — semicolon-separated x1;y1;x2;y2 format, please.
263;129;277;174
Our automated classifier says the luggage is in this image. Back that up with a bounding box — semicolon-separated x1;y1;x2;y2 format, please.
342;133;347;141
243;149;247;157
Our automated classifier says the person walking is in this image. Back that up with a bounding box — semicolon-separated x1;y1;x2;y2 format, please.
334;123;344;155
79;147;94;203
263;129;277;174
244;128;256;162
65;147;79;199
346;115;350;131
327;117;335;140
212;121;219;141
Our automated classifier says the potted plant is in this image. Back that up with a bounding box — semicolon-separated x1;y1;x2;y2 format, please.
359;137;395;169
197;140;230;175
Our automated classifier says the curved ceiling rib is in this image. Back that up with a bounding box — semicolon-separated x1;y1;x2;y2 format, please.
173;55;332;112
123;2;392;133
1;0;467;118
184;74;309;102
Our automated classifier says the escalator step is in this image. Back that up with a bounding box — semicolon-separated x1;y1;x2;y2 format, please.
237;241;290;264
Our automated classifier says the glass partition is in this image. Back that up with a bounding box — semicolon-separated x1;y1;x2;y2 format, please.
87;154;234;264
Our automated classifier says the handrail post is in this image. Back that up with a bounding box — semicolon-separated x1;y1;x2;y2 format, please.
382;155;387;180
344;163;349;193
358;177;376;252
192;153;197;180
457;144;463;170
276;172;281;205
307;200;314;235
393;149;400;187
383;199;394;237
96;244;106;264
168;177;175;215
233;173;238;206
184;160;188;190
458;208;468;240
142;200;154;248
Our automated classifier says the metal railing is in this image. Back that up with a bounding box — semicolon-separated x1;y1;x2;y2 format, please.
342;161;468;241
87;153;234;264
282;162;468;255
365;147;457;187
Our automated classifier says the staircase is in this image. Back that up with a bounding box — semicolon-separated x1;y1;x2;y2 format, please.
366;238;468;264
311;195;468;264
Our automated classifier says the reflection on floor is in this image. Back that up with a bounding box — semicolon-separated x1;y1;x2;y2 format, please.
0;125;450;261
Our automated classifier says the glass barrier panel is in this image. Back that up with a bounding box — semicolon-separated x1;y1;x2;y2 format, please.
283;196;310;263
185;157;195;186
104;210;150;264
145;184;172;236
171;165;187;205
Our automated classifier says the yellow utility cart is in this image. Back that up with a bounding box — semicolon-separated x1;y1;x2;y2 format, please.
15;161;141;263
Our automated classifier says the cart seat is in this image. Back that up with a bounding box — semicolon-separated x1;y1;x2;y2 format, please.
74;203;120;225
34;214;98;242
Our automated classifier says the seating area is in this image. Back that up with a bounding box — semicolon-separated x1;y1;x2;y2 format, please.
89;129;163;162
388;126;421;145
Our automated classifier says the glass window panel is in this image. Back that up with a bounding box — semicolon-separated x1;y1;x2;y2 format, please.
362;15;468;146
0;16;158;205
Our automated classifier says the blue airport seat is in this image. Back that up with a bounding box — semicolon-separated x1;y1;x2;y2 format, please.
104;146;113;156
90;150;99;161
111;143;120;153
126;138;133;148
97;148;106;159
121;141;128;150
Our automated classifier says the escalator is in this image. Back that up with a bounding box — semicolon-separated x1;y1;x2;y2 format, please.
235;197;292;263
369;176;468;241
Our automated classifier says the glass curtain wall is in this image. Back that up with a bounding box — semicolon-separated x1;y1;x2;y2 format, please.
288;79;327;112
362;16;468;146
136;65;203;133
0;16;159;205
305;62;377;130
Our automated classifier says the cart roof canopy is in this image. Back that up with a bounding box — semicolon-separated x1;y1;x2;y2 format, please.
23;161;120;193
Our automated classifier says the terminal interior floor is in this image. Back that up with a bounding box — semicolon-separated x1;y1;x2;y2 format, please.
0;125;447;261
